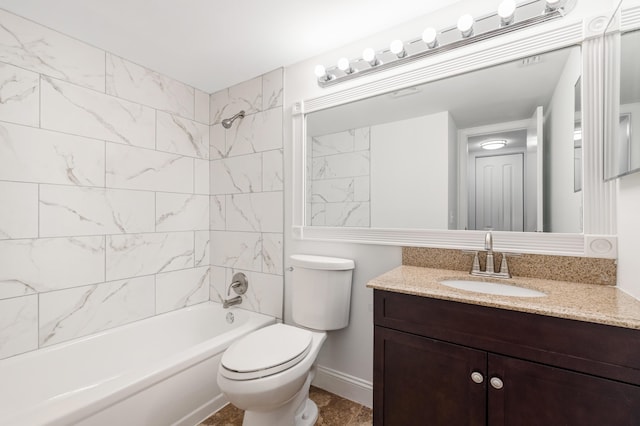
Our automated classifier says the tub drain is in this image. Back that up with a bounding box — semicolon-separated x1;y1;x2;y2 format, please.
226;312;234;324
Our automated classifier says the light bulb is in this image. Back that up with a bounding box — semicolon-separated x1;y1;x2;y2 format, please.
457;14;474;38
314;64;327;79
422;27;438;48
545;0;561;10
390;39;406;58
498;0;516;25
337;57;353;74
362;48;379;66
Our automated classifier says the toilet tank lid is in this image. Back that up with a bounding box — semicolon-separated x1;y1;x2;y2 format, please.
290;254;354;270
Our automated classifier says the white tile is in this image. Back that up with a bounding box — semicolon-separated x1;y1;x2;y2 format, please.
354;127;370;151
195;230;210;268
195;158;210;195
156;267;210;314
0;62;39;126
209;124;226;159
106;232;194;281
0;295;38;359
263;149;283;192
0;237;105;299
0;122;105;187
227;108;282;157
210;231;261;271
39;276;155;347
311;178;355;203
241;271;283;319
0;181;38;240
106;54;194;119
155;193;209;232
310;203;326;226
195;89;209;124
41;77;156;149
312;151;370;180
226;192;283;232
209;89;229;125
325;202;370;227
210;195;226;230
262;68;283;110
0;9;105;91
209;265;227;302
354;176;370;201
228;77;262;115
156;110;209;159
39;185;155;237
106;143;193;193
312;131;354;156
262;233;283;275
211;154;262;195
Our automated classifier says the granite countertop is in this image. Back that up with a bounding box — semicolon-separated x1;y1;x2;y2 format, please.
367;266;640;330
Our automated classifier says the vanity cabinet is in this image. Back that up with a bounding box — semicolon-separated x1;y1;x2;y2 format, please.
373;290;640;426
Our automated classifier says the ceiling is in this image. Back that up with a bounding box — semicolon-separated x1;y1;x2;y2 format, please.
0;0;463;93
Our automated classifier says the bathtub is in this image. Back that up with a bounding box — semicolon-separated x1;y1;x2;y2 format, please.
0;302;275;426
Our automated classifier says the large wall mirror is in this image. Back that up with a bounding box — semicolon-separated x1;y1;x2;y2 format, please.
306;45;582;234
292;14;617;257
604;0;640;180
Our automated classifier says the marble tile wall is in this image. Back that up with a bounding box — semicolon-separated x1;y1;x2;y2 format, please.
308;128;371;227
0;9;211;360
209;68;284;319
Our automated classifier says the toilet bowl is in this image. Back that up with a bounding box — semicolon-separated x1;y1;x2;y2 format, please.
217;254;354;426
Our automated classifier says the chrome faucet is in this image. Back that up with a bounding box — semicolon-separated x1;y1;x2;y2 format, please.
222;272;248;309
469;231;515;279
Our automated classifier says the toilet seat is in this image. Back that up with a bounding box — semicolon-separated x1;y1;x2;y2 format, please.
220;324;313;380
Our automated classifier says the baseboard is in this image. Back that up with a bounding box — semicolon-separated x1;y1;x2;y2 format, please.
311;365;373;408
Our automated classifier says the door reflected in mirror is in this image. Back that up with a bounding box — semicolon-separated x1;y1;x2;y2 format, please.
306;45;583;233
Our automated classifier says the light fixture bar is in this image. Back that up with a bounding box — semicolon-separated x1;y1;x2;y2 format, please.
316;0;575;88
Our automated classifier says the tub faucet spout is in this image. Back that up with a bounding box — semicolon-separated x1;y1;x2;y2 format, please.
223;295;242;309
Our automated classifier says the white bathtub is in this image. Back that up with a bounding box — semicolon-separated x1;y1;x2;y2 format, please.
0;302;275;426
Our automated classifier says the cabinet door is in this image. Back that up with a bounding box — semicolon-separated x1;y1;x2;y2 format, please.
488;353;640;426
374;326;486;426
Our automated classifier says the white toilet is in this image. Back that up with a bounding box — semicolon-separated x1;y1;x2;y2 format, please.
217;254;355;426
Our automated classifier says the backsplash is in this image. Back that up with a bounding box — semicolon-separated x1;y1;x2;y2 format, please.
402;247;617;286
208;72;284;320
0;9;213;360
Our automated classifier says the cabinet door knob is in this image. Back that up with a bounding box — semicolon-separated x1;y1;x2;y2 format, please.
490;377;504;390
470;371;484;384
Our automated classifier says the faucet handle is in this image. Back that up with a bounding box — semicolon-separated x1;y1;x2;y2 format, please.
227;272;248;296
498;252;520;277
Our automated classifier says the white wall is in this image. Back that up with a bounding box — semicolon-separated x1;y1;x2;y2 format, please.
617;172;640;299
370;112;450;229
546;47;583;233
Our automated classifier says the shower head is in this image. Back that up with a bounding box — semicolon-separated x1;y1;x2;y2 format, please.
221;110;245;129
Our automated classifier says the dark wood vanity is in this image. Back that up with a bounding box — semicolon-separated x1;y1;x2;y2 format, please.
373;290;640;425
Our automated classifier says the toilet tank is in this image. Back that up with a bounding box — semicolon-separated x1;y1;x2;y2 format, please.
290;254;355;331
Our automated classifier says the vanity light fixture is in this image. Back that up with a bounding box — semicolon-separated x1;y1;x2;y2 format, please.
314;0;576;88
481;140;507;150
314;64;333;82
457;14;475;38
362;47;380;66
498;0;517;26
390;40;407;58
422;27;438;49
337;57;354;74
545;0;562;11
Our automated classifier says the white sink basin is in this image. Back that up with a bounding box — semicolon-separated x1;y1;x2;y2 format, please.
439;279;546;298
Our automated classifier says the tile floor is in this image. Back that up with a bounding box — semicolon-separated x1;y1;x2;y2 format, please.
200;386;372;425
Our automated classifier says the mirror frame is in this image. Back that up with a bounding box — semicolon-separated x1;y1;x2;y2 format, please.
292;13;617;258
